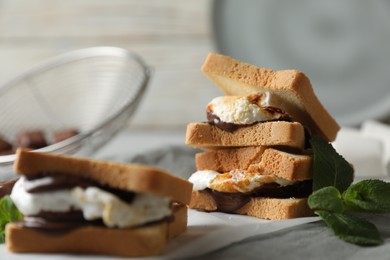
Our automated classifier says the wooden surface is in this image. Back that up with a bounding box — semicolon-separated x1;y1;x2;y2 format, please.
0;0;221;130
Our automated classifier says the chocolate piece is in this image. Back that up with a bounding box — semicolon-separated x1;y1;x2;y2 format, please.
18;173;138;232
203;180;312;213
16;130;47;149
20;215;104;232
0;148;15;156
25;173;136;203
0;136;12;152
204;189;250;212
206;110;240;132
20;211;171;232
206;110;292;133
33;209;84;221
0;179;18;198
53;128;79;143
251;180;312;198
24;174;97;193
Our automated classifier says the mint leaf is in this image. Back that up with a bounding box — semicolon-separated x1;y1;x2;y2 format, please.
308;186;344;213
316;210;382;246
310;136;354;193
0;196;23;243
342;180;390;213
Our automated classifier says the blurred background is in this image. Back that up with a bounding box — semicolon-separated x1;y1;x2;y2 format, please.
213;0;390;127
0;0;219;133
1;0;390;132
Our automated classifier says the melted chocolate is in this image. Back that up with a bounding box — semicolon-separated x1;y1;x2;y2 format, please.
18;209;101;233
24;174;96;193
207;111;240;132
206;110;292;133
0;136;12;152
32;209;85;221
251;180;312;198
17;173;140;231
0;179;18;198
16;130;47;149
203;180;312;213
20;215;104;234
20;210;172;232
24;173;136;203
204;189;251;212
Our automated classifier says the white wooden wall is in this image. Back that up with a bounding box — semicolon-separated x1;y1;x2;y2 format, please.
0;0;222;130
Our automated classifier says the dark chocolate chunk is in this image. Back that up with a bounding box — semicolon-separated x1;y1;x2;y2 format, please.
25;173;136;203
203;180;313;213
24;174;97;193
206;109;292;133
0;148;15;156
0;136;12;152
204;189;251;212
16;130;47;149
251;180;312;198
21;215;104;232
206;110;240;132
32;209;84;222
0;179;18;198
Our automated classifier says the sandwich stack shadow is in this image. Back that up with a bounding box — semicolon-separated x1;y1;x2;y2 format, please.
185;53;340;220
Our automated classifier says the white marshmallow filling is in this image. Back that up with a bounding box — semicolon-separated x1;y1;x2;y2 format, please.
189;170;297;193
207;92;291;126
11;176;172;228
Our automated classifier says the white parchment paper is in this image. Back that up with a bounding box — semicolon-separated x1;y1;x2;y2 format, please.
164;210;319;259
0;210;319;260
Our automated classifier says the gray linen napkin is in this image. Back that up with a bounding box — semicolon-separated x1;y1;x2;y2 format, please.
128;145;199;179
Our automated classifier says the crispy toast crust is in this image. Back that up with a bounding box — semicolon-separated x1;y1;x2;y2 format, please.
196;147;312;181
201;53;340;141
189;190;312;220
185;122;305;150
6;204;187;257
14;149;193;205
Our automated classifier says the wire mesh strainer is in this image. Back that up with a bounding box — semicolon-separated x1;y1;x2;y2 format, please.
0;47;150;179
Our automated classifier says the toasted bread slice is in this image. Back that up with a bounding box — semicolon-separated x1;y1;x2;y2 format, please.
190;190;312;220
6;204;187;257
14;148;193;205
201;53;339;141
196;146;267;172
196;147;312;181
185;121;305;150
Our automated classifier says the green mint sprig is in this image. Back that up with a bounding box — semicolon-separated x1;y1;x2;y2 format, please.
0;195;22;243
308;136;390;246
311;135;354;193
